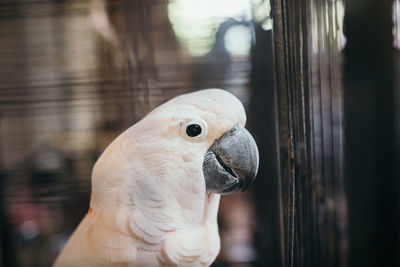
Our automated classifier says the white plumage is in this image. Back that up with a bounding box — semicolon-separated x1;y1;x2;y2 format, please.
54;89;256;267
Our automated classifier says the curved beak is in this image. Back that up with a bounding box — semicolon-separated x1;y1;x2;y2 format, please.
203;125;259;194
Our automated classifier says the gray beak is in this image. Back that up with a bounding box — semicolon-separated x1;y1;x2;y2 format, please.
203;125;259;194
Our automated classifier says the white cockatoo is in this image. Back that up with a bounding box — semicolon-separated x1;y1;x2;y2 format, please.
54;89;259;267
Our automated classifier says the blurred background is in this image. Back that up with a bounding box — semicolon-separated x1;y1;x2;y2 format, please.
0;0;278;266
1;0;400;267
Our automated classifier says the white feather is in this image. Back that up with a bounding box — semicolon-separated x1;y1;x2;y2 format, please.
54;89;246;266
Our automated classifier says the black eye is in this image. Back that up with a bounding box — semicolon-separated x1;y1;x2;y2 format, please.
186;124;202;137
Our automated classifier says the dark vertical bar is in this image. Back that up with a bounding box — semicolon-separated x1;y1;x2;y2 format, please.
270;0;292;265
344;1;399;266
250;26;284;267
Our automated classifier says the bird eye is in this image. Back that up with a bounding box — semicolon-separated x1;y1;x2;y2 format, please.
186;124;202;137
180;119;208;142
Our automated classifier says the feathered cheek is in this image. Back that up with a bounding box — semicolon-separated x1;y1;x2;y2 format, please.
175;154;203;177
160;121;179;139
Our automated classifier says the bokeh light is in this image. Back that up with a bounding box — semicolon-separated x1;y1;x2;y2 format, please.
393;0;400;48
224;25;252;56
251;0;272;31
167;0;252;57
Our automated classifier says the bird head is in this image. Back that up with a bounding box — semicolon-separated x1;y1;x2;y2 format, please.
90;89;259;210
